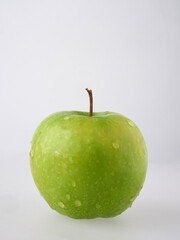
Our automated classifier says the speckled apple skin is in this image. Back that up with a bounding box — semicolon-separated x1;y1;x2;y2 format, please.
30;111;147;219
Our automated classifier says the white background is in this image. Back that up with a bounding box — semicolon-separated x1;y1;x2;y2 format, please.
0;0;180;239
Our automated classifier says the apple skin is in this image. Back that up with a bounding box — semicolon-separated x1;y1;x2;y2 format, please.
30;111;147;219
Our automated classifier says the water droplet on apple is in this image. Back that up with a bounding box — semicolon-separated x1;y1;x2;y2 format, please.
54;151;60;156
96;204;101;209
128;120;135;127
58;201;65;208
130;197;135;202
72;181;76;187
64;116;70;120
30;151;34;157
112;142;119;149
66;194;71;200
75;200;82;207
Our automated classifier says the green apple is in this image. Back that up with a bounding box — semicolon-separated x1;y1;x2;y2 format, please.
30;89;147;219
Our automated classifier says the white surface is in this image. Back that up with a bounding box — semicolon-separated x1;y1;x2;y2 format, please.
0;0;180;239
1;154;180;240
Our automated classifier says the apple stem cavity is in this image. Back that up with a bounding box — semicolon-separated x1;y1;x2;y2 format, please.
85;88;93;117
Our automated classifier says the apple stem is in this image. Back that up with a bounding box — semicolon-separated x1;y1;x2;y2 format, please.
85;88;93;117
